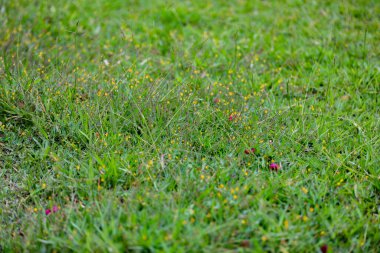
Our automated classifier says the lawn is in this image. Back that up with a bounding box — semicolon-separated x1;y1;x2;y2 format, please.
0;0;379;252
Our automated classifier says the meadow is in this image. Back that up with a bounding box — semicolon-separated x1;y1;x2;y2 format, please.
0;0;379;252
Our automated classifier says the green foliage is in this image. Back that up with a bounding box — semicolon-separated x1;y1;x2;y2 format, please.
0;0;379;252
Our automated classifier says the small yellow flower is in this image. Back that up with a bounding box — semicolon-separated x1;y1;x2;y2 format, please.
284;220;289;229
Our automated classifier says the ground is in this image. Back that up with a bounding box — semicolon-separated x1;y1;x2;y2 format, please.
0;0;379;252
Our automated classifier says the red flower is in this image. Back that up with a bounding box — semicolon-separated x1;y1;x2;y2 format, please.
52;205;59;213
320;244;328;253
45;209;52;215
240;240;250;248
269;163;280;171
213;98;220;104
244;148;256;155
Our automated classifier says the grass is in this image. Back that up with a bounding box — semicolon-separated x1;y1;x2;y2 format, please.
0;0;379;252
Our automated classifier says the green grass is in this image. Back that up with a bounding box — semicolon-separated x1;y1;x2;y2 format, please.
1;0;379;252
